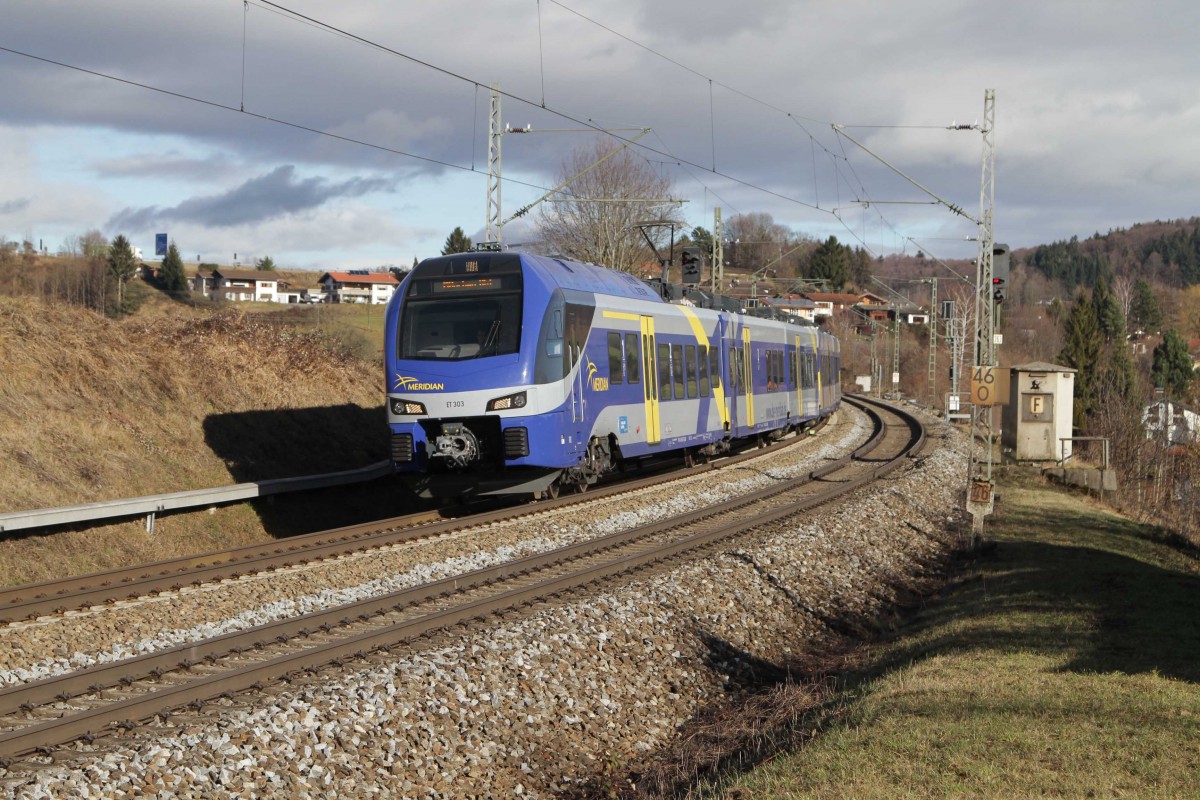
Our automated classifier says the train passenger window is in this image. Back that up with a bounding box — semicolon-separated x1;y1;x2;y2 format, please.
608;332;624;385
699;345;710;397
625;333;640;384
671;344;685;400
657;342;672;399
709;348;720;390
729;349;740;394
685;345;697;398
789;349;797;388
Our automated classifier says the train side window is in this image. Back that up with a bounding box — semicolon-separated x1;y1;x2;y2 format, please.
685;344;698;398
671;344;685;400
698;345;710;397
607;332;624;385
626;333;640;384
789;348;797;388
709;347;720;391
657;342;672;399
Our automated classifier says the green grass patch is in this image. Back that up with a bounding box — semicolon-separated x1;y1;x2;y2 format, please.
700;470;1200;799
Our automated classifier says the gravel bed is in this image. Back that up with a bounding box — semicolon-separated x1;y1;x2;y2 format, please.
0;411;869;686
3;408;967;798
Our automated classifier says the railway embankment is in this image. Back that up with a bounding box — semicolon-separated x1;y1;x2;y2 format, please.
689;466;1200;799
3;406;965;797
0;295;400;587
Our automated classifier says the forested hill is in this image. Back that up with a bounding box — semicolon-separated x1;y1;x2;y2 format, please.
1020;217;1200;291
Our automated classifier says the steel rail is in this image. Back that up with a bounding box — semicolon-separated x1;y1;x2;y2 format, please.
0;398;919;763
0;414;833;624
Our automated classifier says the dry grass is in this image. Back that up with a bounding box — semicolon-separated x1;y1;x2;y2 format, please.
0;295;399;587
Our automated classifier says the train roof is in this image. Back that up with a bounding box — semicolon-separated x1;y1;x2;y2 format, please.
410;252;666;305
520;253;665;303
410;251;815;327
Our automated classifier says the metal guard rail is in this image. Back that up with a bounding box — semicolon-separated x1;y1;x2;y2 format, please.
0;461;393;535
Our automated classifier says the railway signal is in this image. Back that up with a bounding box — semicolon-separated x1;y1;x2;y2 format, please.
992;243;1010;304
680;247;702;285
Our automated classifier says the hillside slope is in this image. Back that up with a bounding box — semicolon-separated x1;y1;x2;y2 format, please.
0;296;393;585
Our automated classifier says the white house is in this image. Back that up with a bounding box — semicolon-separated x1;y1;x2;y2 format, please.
191;269;217;298
209;268;281;303
318;271;400;304
1143;398;1200;446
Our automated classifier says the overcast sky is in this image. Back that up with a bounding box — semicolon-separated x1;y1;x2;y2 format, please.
2;0;1198;271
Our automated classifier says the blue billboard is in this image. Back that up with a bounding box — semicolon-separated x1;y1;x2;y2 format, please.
155;233;168;257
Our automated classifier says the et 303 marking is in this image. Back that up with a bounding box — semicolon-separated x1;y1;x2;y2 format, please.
445;400;465;409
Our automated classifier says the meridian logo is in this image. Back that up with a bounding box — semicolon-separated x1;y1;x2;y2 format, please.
586;357;608;392
393;374;445;391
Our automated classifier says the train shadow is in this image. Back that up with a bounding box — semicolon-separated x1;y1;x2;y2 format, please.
202;404;419;538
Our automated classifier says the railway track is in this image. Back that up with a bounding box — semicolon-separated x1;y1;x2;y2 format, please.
0;395;922;765
0;415;829;625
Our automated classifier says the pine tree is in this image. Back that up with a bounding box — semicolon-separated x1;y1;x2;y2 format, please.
808;236;850;291
1152;329;1194;397
107;234;138;315
1098;335;1137;405
1058;289;1103;428
255;256;276;271
1091;276;1125;342
1130;279;1163;333
441;227;471;255
160;242;187;295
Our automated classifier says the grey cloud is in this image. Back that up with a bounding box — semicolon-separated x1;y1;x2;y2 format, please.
93;153;238;181
0;198;32;215
107;165;395;230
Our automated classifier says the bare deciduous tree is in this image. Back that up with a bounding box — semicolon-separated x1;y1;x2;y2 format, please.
536;136;682;274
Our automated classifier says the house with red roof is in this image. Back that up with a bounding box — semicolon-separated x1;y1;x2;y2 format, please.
318;271;401;305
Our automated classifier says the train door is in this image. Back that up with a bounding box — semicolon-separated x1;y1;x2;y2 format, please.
723;318;738;433
565;303;591;426
742;325;756;428
640;315;661;444
791;334;800;419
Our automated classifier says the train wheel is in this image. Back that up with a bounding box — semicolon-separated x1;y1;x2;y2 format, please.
683;449;696;469
545;481;560;500
575;480;589;494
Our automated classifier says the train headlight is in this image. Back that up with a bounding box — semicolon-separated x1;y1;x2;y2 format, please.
486;391;527;412
390;398;427;415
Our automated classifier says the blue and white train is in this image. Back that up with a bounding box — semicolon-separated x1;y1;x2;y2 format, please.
383;251;841;498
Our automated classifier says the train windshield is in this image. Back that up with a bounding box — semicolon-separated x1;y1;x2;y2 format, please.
397;255;523;360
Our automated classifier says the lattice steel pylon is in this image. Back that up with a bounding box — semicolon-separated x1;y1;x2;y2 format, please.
967;88;997;538
711;207;724;292
485;85;503;244
927;277;938;403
